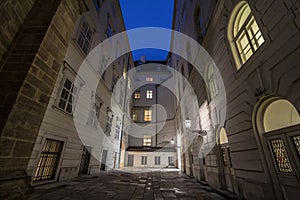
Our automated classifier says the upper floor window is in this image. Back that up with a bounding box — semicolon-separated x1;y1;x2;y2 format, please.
77;21;93;55
146;77;153;82
144;109;152;122
143;136;151;146
228;1;265;70
106;22;113;38
206;64;218;100
146;90;153;99
93;0;103;12
58;78;78;114
134;91;141;99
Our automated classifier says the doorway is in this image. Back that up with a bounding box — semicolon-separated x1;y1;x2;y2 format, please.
79;146;91;175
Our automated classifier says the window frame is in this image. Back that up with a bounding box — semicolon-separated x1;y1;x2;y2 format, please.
146;90;153;99
228;1;265;70
76;19;93;55
144;109;152;122
55;64;82;115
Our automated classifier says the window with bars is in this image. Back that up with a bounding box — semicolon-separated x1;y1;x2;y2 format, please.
77;21;93;54
143;135;151;146
293;136;300;156
58;78;78;114
141;156;147;165
270;139;293;173
144;109;152;122
229;2;264;70
155;156;161;165
33;139;63;182
146;90;153;99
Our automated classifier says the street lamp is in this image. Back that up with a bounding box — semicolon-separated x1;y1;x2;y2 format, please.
185;118;207;137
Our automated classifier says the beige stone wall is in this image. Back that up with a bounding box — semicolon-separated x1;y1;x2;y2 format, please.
172;0;300;199
0;0;37;61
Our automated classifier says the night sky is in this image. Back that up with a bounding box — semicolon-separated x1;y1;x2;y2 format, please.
119;0;174;61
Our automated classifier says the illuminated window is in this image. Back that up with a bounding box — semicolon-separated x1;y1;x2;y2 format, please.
228;2;265;70
134;91;141;99
146;77;153;82
206;64;218;100
263;100;300;132
146;90;153;99
143;136;151;146
144;109;152;122
33;139;63;182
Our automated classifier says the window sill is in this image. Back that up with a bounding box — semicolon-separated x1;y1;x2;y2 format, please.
52;105;73;118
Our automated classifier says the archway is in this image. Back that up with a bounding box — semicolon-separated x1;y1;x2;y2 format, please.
254;96;300;199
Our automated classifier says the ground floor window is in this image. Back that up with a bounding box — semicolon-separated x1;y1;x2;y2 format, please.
155;156;161;165
141;156;147;165
33;139;64;182
168;156;174;166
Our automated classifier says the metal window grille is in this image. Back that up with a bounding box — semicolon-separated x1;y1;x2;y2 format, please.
33;139;63;182
270;139;293;173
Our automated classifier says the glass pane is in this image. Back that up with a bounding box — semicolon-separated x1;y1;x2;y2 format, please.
61;89;69;100
64;79;72;90
66;103;72;113
58;99;66;110
293;136;300;156
270;139;293;173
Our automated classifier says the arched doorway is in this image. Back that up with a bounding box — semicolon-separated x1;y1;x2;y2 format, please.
254;97;300;199
217;127;235;192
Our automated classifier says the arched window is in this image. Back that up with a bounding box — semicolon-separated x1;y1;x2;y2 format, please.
220;128;229;145
263;99;300;132
206;64;218;100
228;1;265;70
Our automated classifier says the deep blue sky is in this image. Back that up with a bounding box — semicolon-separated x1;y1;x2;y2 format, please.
119;0;174;61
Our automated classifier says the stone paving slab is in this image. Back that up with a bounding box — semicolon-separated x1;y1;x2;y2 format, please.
31;169;228;200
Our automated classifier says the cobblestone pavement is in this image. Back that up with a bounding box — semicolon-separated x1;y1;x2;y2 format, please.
32;169;227;200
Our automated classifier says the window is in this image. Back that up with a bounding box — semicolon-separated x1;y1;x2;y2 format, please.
146;90;153;99
104;107;113;136
141;156;147;165
114;117;121;140
144;109;152;122
146;77;153;82
155;156;161;165
206;64;218;100
93;0;103;12
87;97;102;128
263;100;300;132
132;109;139;121
33;139;63;182
106;23;113;38
143;135;151;146
228;2;264;70
168;156;175;166
134;91;141;99
77;21;93;54
58;79;78;114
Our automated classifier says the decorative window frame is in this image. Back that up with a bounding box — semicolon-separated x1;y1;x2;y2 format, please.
227;1;265;71
54;61;84;115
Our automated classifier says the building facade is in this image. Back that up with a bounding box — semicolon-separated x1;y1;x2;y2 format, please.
170;0;300;199
125;61;178;168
